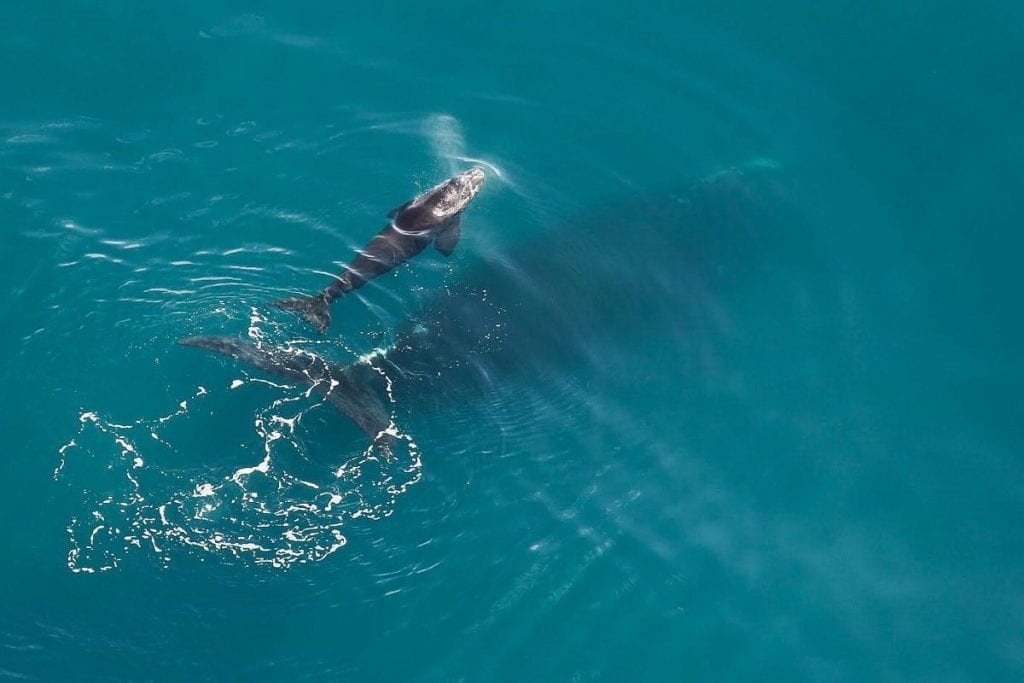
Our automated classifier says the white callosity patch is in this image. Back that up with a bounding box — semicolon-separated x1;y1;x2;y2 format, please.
424;167;485;219
55;339;422;572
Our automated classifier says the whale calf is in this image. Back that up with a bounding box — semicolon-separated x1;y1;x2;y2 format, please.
272;167;486;333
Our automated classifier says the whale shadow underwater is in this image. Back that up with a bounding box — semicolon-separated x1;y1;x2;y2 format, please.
181;160;803;447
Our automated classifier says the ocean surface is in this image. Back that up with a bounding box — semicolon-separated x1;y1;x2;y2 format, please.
2;2;1022;680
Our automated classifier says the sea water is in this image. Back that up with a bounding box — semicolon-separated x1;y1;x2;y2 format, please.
1;2;1022;680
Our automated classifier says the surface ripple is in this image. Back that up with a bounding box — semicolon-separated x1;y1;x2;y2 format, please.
2;4;1019;680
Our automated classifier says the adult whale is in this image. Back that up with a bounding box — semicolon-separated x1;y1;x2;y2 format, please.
183;160;799;442
179;334;393;440
272;167;486;333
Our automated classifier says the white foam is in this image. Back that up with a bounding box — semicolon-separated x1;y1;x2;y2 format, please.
194;483;217;497
57;361;424;571
357;346;393;364
231;454;271;484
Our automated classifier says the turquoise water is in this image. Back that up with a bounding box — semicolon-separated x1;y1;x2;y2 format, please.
2;2;1023;680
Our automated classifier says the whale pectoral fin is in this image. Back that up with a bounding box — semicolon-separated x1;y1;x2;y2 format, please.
434;216;461;256
387;199;413;219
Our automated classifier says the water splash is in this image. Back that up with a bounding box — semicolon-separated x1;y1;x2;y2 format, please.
423;113;466;176
55;350;422;572
422;114;510;185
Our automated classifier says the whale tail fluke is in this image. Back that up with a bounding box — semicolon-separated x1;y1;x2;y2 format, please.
271;293;332;333
179;335;390;439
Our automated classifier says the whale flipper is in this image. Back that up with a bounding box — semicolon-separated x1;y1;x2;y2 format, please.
179;336;390;439
271;293;332;333
434;216;461;256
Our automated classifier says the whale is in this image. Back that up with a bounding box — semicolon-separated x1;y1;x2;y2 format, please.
183;160;798;443
272;167;486;333
178;335;392;440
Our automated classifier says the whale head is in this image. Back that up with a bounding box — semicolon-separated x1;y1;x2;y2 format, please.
422;167;486;219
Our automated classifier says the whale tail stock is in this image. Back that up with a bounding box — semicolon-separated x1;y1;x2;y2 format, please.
271;292;332;334
178;335;390;440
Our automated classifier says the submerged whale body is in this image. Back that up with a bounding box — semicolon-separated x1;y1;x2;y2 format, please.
178;335;391;439
183;160;799;441
272;167;486;333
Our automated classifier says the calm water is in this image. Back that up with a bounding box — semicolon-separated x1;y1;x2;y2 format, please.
2;2;1022;680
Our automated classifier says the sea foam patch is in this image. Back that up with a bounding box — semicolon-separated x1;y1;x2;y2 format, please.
55;343;421;572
